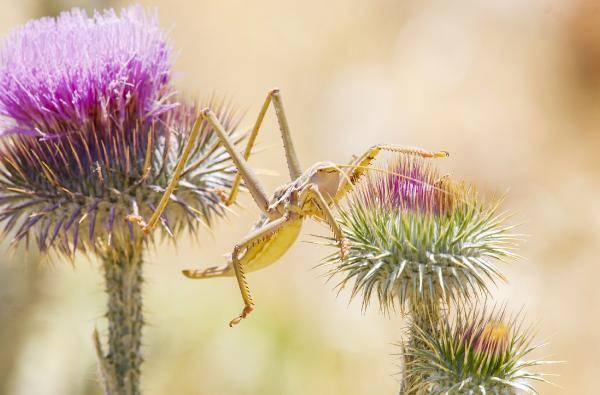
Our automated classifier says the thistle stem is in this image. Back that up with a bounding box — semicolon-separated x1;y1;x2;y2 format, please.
95;243;144;395
402;299;441;394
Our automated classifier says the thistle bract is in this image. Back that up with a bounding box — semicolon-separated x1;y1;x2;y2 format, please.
322;156;517;311
404;306;550;394
0;7;239;256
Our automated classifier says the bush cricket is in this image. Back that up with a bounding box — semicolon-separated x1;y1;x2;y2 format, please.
128;89;448;326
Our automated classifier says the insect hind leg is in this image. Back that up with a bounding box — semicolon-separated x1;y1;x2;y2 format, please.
182;264;234;279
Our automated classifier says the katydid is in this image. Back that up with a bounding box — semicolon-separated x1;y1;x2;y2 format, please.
128;89;448;326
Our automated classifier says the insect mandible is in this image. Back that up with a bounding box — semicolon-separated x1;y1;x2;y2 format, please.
128;89;448;326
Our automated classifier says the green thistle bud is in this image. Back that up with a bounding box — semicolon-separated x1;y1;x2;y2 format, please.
321;156;518;311
404;305;553;394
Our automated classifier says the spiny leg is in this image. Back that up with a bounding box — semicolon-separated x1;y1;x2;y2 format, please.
202;109;271;213
298;185;349;260
203;89;302;206
183;264;232;279
127;115;205;234
226;213;292;327
215;89;303;205
334;144;449;202
270;89;302;180
224;90;273;206
179;104;248;180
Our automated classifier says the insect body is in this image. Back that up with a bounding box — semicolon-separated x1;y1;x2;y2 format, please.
188;162;342;278
129;89;448;326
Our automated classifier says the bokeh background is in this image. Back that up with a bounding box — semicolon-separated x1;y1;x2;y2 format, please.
1;0;599;393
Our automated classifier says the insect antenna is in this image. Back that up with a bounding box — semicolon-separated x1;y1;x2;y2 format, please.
335;163;449;195
333;163;489;210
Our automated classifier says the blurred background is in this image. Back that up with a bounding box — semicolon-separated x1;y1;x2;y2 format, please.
1;0;599;393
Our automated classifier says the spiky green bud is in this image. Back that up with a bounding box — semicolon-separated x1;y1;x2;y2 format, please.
321;156;518;311
404;305;552;394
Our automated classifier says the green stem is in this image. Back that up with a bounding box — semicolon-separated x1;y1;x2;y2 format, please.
402;299;441;394
95;243;144;395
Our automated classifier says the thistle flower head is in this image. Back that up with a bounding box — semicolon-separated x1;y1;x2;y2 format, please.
469;320;510;357
404;305;551;394
321;155;517;311
0;6;172;137
363;157;455;214
0;7;240;257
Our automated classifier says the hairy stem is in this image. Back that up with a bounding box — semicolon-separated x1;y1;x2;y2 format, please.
95;243;144;395
402;299;441;394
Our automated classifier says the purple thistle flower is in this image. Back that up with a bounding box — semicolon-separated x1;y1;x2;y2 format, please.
0;7;240;256
360;157;453;214
0;6;173;138
0;7;242;394
321;154;516;311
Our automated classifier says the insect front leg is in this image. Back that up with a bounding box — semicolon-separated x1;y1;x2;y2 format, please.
299;185;349;260
227;213;292;327
334;144;449;202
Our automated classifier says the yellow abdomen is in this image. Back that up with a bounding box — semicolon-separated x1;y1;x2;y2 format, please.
241;219;302;273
